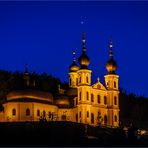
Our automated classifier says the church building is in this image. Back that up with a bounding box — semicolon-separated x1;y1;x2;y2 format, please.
0;33;120;127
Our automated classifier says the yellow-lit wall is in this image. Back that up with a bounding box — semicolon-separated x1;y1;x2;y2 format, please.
57;108;74;121
0;71;119;128
3;102;58;122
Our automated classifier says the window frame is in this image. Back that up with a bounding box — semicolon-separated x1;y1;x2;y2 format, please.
26;108;30;116
12;108;16;116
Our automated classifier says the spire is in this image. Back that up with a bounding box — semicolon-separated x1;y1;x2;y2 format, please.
69;50;79;72
82;32;86;52
24;64;29;74
106;38;117;74
78;32;90;69
73;50;76;63
109;38;113;58
24;64;30;86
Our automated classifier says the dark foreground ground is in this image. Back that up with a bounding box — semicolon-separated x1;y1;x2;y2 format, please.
0;121;147;147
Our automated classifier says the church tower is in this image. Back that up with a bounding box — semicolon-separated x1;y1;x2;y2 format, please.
77;32;92;124
69;51;79;88
104;39;120;127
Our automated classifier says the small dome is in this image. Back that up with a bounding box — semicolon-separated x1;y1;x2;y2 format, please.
69;62;79;72
78;52;90;69
65;88;77;97
106;58;117;74
56;95;71;107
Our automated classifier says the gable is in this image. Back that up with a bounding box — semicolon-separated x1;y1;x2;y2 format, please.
92;82;106;90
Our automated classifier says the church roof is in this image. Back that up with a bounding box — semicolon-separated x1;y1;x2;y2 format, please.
65;88;77;97
7;90;53;103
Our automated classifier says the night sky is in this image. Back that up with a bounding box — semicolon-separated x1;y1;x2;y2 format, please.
0;1;148;96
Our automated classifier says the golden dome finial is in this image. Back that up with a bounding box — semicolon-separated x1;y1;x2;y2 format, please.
69;50;79;72
109;38;113;58
73;50;76;62
82;32;86;52
106;38;117;74
78;32;90;69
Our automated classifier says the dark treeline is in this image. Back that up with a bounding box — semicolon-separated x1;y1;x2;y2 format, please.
0;69;68;101
0;70;147;128
119;88;148;129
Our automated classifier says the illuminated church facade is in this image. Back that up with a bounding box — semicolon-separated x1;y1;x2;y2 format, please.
0;33;120;127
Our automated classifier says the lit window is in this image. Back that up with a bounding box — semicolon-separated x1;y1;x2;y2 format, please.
97;95;100;103
91;94;94;102
76;98;78;105
87;111;89;117
86;92;89;100
115;115;117;122
26;108;30;116
48;112;51;118
79;77;81;83
37;110;40;116
104;115;107;125
86;76;89;83
114;96;117;105
76;78;78;85
76;114;78;122
43;110;46;117
79;112;81;118
114;81;116;88
104;96;107;105
91;113;94;124
12;109;16;116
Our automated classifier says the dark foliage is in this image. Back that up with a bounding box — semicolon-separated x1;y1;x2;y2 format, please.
0;69;67;101
119;88;148;129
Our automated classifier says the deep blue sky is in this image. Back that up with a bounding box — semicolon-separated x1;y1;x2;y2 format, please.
0;1;148;96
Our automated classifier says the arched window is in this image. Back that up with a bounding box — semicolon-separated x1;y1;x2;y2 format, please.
26;108;30;116
12;108;16;116
76;98;78;105
79;77;81;83
43;110;46;117
114;81;116;88
79;92;81;100
86;76;89;83
104;115;107;125
114;96;117;105
76;78;78;85
86;92;89;100
91;94;94;102
87;111;89;117
76;114;78;122
48;112;51;118
115;115;117;122
104;96;107;105
37;109;40;116
79;112;81;118
91;113;94;124
97;95;100;103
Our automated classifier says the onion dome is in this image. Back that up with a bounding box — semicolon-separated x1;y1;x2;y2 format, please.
78;32;90;69
106;39;117;74
69;51;79;72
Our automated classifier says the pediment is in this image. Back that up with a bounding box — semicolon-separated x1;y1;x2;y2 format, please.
92;82;106;90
